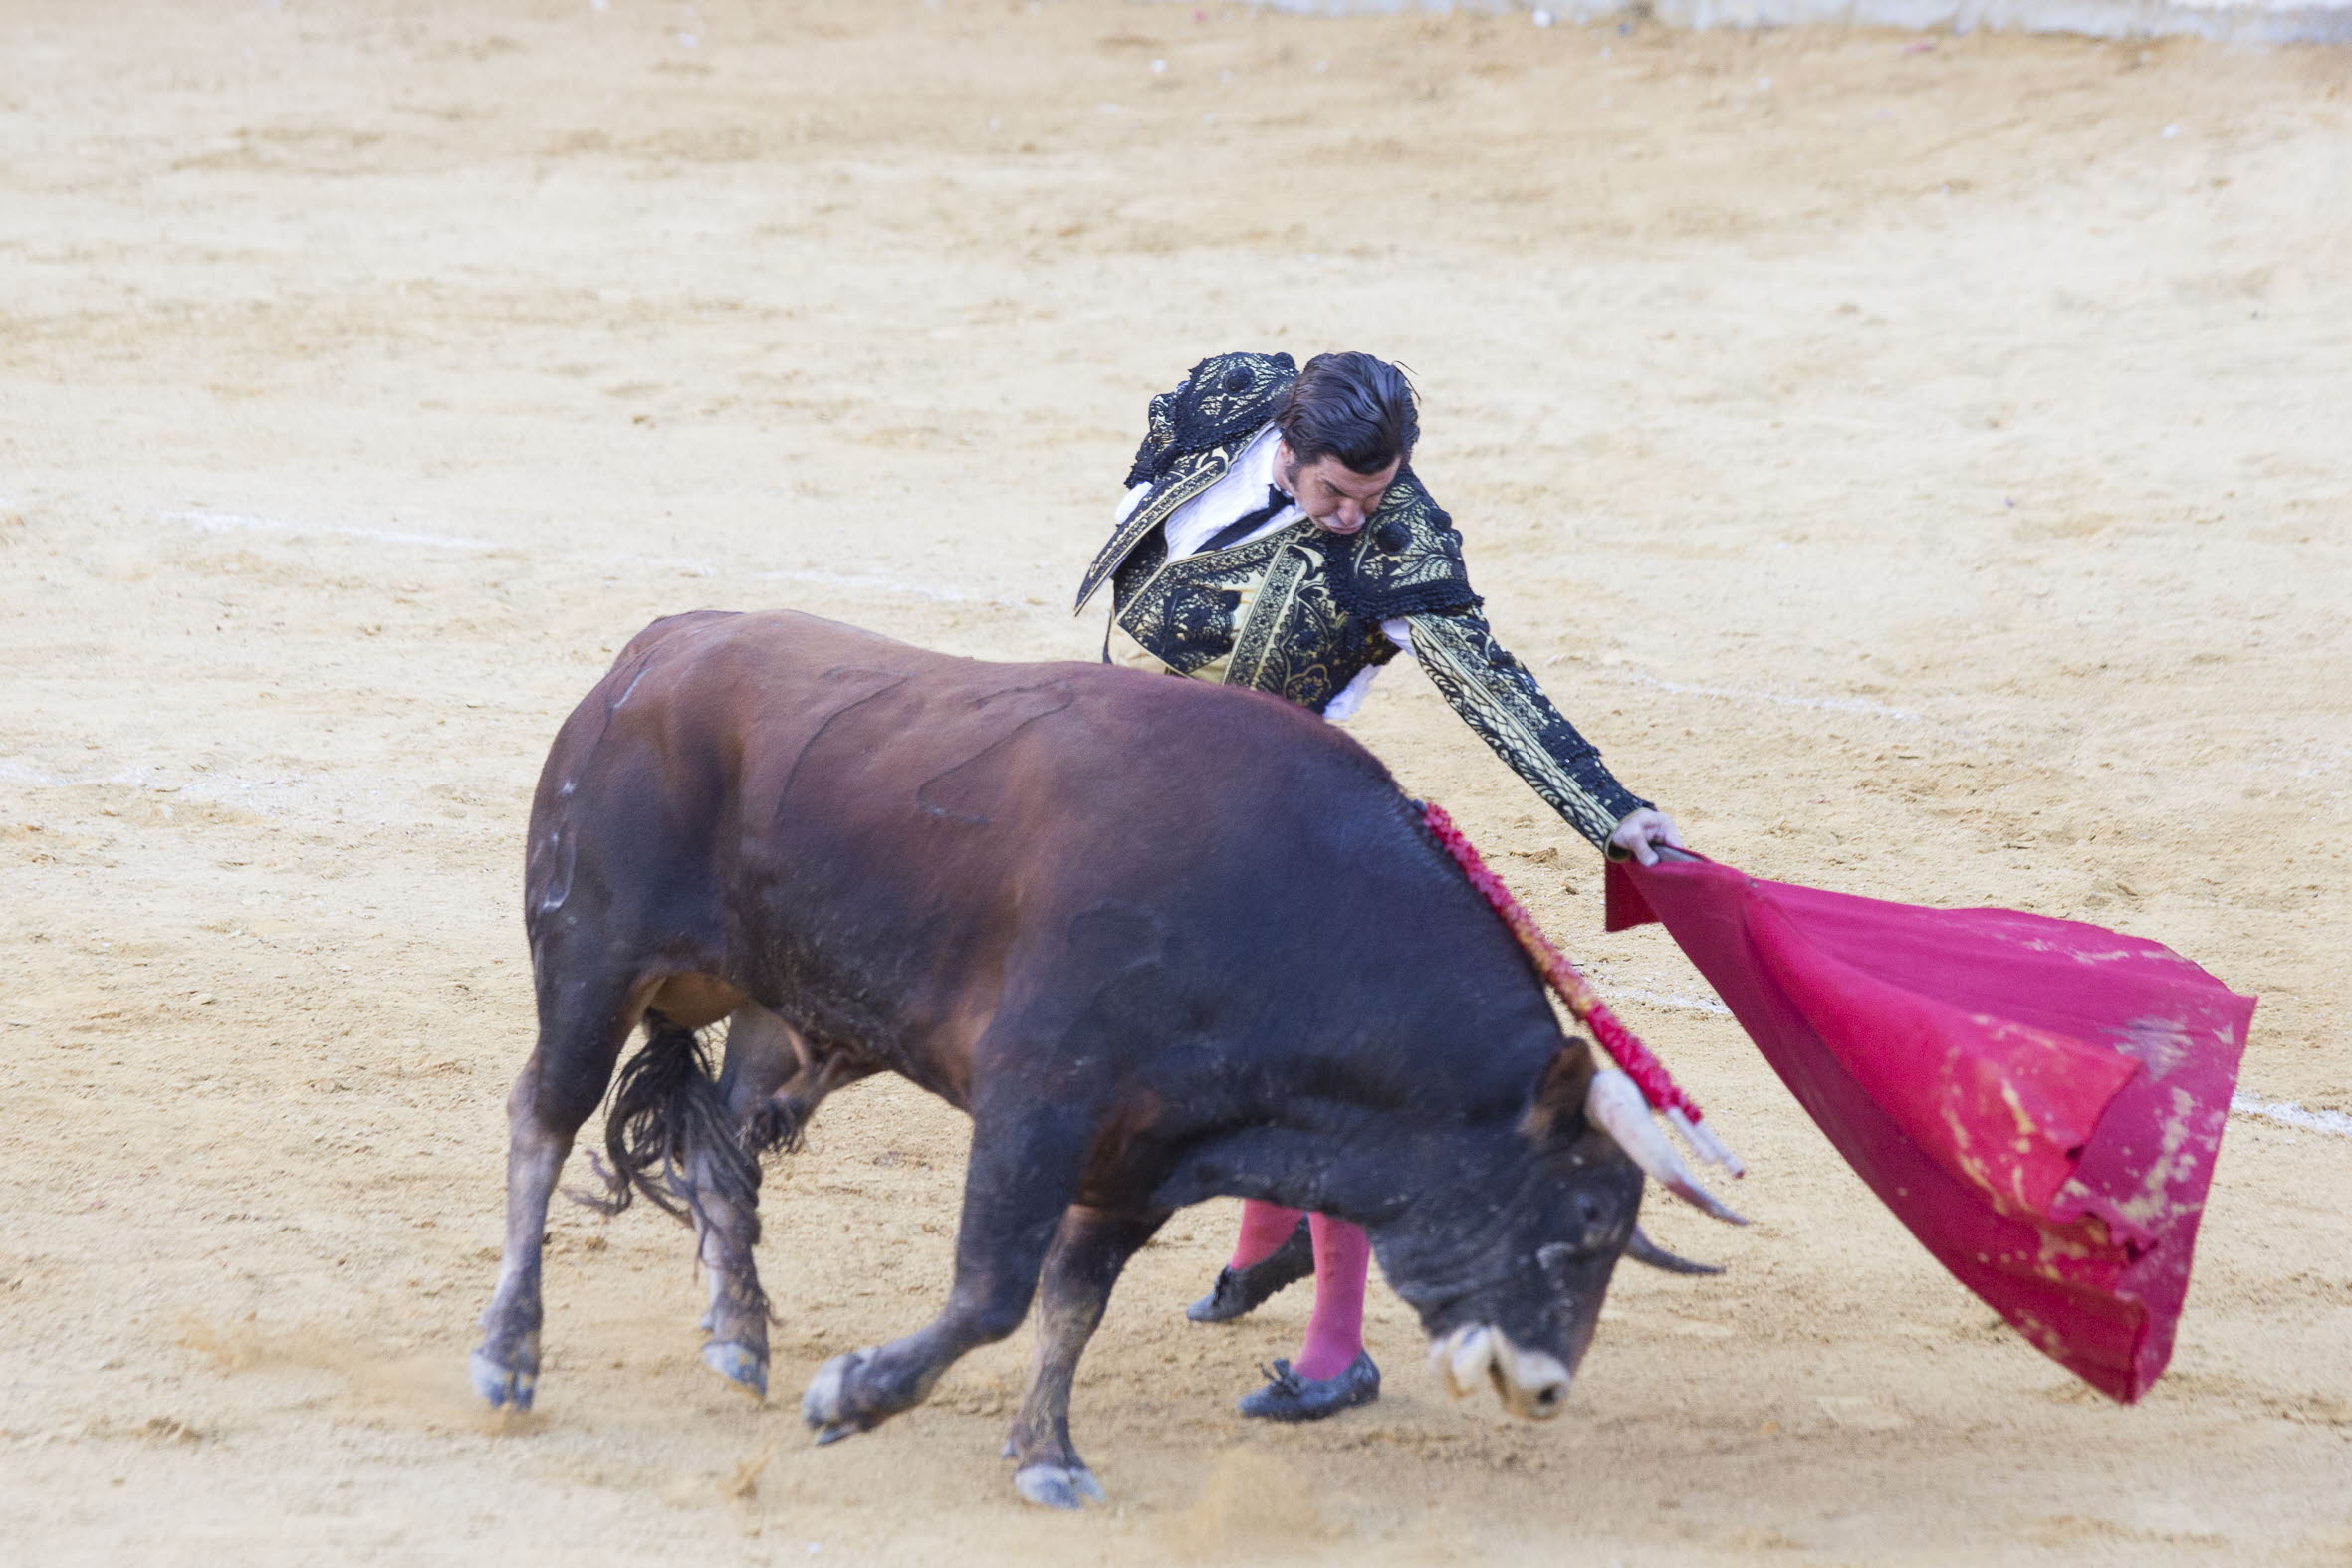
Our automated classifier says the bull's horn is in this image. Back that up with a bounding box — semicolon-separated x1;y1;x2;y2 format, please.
1625;1225;1725;1276
1431;1324;1496;1401
1585;1070;1748;1226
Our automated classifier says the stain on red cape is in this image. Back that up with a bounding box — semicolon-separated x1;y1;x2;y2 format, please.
1607;852;2255;1402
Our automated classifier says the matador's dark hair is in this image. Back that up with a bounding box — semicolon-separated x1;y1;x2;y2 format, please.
1273;352;1419;476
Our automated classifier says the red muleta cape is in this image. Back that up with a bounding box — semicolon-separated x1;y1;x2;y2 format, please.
1606;852;2255;1403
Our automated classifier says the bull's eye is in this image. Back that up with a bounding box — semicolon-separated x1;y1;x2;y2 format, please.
1572;1191;1614;1249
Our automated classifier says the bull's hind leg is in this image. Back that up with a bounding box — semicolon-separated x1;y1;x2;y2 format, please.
1003;1205;1169;1509
471;967;647;1410
689;1007;801;1397
801;1096;1091;1444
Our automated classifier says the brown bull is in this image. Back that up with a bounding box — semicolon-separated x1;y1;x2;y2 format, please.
470;608;1733;1508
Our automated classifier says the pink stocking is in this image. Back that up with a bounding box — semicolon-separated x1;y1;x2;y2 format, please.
1228;1200;1305;1271
1294;1215;1370;1381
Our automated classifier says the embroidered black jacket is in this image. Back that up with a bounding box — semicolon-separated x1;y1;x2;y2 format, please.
1075;350;1648;850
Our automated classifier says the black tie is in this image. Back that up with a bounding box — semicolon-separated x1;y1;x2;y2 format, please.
1200;485;1292;554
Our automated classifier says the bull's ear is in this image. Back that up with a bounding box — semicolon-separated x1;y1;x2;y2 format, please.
1519;1039;1600;1143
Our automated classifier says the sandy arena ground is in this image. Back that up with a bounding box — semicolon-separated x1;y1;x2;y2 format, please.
3;2;2349;1562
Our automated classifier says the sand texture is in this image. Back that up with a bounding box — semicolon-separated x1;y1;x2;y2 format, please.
2;2;2348;1563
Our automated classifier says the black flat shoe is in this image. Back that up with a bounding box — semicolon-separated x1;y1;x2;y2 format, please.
1236;1352;1381;1423
1185;1218;1312;1324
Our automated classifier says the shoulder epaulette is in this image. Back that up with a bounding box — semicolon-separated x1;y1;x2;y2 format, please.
1124;351;1296;487
1336;469;1481;622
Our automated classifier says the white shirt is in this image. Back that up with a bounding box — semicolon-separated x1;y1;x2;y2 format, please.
1113;421;1412;722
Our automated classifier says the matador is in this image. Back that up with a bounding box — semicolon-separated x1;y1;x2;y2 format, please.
1075;349;1684;1420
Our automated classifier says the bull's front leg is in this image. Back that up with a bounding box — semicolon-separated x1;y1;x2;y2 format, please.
801;1103;1087;1444
1002;1205;1167;1509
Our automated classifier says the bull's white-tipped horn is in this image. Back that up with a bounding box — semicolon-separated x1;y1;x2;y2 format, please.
1666;1104;1746;1179
1432;1325;1495;1400
1586;1069;1748;1225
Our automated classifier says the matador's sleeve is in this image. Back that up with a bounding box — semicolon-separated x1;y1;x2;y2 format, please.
1345;473;1650;852
1404;607;1652;852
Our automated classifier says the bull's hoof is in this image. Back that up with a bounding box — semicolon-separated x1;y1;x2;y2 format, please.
1014;1462;1106;1510
470;1348;538;1411
701;1340;768;1399
800;1345;877;1437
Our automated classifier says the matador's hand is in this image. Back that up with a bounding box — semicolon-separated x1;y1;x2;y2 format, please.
1608;808;1686;867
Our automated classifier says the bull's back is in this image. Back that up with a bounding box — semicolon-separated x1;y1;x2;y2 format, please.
535;607;1552;1115
566;607;1396;850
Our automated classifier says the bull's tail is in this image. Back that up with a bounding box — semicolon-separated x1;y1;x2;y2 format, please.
573;1015;760;1239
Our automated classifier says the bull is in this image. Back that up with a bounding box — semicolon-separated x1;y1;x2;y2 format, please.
469;608;1737;1508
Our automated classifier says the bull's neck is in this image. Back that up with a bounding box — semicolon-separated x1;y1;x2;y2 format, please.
1148;1103;1479;1230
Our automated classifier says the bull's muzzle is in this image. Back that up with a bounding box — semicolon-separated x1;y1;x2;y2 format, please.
1429;1323;1572;1420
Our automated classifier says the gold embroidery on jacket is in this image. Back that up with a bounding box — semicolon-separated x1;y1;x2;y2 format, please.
1104;620;1180;677
1224;537;1381;715
1108;528;1292;679
1223;534;1312;692
1403;610;1622;845
1076;438;1247;612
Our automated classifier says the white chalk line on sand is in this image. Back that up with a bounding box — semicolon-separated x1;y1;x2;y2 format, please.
610;550;998;605
159;508;1005;606
1607;670;1922;723
163;508;502;552
133;505;2352;1147
0;760;206;792
1612;985;1735;1017
1604;981;2352;1143
12;749;2348;1149
0;758;315;817
2229;1093;2352;1139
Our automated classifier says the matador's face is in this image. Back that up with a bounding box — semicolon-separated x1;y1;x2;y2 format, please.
1276;441;1400;538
